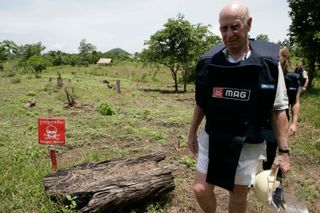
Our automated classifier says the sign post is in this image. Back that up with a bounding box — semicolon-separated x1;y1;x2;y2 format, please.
38;109;65;172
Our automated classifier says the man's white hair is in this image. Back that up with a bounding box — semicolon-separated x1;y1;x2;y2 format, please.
219;1;250;22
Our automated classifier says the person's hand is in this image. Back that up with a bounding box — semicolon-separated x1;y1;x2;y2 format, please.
188;132;198;156
271;153;290;177
302;86;307;91
289;123;297;136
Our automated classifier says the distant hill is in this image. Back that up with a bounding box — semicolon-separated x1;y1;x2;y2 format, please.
105;48;130;55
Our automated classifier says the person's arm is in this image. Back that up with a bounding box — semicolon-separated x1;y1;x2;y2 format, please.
271;110;290;176
302;70;309;90
188;104;204;155
271;63;290;175
289;93;300;136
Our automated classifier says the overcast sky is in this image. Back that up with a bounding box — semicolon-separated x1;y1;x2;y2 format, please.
0;0;291;54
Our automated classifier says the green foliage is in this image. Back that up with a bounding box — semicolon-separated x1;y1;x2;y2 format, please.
27;55;50;77
3;60;19;74
99;103;116;116
287;0;320;86
142;14;221;92
3;70;16;77
0;46;7;64
180;155;196;168
26;91;36;96
315;139;320;151
10;77;21;84
137;127;166;144
18;42;45;61
255;34;270;41
78;52;99;66
65;195;77;211
146;202;161;213
45;50;70;66
103;48;132;62
0;40;18;62
78;38;96;54
299;186;320;201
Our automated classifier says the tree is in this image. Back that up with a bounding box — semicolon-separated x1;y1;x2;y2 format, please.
0;46;6;66
287;0;320;87
255;34;269;41
141;14;221;92
27;55;49;77
0;40;18;70
45;50;71;66
18;42;45;61
78;39;96;54
0;40;18;59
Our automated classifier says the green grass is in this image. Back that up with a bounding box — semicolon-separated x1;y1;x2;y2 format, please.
0;62;193;212
0;63;319;212
294;79;320;160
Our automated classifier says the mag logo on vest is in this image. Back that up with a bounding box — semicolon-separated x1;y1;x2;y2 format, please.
212;87;251;101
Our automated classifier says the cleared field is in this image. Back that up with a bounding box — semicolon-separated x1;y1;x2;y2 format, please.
0;63;319;212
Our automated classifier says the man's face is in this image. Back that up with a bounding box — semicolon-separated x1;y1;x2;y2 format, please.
219;15;251;52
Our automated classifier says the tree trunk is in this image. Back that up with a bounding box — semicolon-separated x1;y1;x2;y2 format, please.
44;152;175;212
307;59;316;88
171;70;178;92
64;88;76;107
182;66;188;93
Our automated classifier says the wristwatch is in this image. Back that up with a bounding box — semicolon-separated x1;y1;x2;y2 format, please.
278;148;290;155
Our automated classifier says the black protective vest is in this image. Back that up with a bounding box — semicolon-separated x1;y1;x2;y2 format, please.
195;40;279;191
294;68;306;86
284;72;300;121
285;72;300;105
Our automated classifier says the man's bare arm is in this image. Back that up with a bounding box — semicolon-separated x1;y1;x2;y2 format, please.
271;110;290;175
289;93;300;136
188;104;205;155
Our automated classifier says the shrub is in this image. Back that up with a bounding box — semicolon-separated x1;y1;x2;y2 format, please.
27;55;49;77
10;77;21;83
26;91;36;96
180;155;196;168
99;103;115;116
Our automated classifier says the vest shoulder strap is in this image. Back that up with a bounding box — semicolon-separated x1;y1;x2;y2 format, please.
200;43;225;61
200;40;279;63
249;40;280;63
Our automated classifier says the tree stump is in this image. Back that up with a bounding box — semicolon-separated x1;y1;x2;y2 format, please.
44;152;175;212
115;80;121;94
57;72;64;87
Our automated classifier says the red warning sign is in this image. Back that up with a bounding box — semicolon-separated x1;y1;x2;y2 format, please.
38;118;65;145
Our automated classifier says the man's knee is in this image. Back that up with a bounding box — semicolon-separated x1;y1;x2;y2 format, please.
229;185;249;203
193;182;207;195
193;181;214;198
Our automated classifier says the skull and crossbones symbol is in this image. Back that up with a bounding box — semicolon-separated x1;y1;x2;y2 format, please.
44;125;58;140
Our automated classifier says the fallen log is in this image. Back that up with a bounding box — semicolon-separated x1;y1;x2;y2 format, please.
44;152;175;212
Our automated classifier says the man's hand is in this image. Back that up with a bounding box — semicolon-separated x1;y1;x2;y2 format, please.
289;123;297;136
271;153;290;177
188;133;198;156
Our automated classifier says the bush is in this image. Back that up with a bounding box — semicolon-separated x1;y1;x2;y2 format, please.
26;91;36;96
27;55;49;77
99;103;115;116
10;77;21;84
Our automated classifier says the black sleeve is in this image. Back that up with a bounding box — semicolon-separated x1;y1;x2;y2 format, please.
195;59;210;109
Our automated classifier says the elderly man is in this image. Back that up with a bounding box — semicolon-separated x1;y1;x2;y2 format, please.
188;2;290;212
